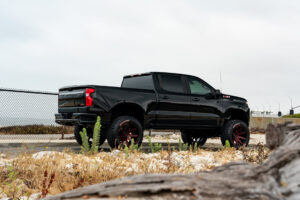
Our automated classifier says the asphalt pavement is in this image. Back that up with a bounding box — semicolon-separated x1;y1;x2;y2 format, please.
0;132;266;157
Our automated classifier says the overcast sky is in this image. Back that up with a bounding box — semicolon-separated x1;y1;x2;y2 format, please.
0;0;299;114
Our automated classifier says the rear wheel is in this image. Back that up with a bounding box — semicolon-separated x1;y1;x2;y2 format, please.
74;125;106;147
107;116;144;149
221;120;250;149
181;130;207;147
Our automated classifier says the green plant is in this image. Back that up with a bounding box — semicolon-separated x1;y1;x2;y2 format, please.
91;116;101;153
154;143;162;152
182;143;188;151
123;145;129;158
80;128;90;153
193;142;198;152
80;116;102;154
146;135;154;153
178;138;182;151
146;135;162;153
129;139;139;151
171;146;175;152
3;166;21;200
282;113;300;118
225;140;231;148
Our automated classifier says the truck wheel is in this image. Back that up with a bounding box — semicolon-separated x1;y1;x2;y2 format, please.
107;116;144;149
181;131;207;147
221;120;250;149
74;125;106;147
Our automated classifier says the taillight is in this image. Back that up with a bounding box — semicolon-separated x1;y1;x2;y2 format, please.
85;88;95;107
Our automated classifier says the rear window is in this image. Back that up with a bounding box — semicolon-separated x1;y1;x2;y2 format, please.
159;74;185;93
122;75;154;90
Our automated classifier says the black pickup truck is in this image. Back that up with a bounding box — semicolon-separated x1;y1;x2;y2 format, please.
55;72;250;148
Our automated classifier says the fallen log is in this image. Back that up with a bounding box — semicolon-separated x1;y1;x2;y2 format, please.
45;123;300;200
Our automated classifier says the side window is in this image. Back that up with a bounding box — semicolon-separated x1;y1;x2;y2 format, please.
122;75;154;90
159;74;185;93
187;77;211;95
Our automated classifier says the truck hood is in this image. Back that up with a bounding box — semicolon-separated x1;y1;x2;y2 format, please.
221;93;247;103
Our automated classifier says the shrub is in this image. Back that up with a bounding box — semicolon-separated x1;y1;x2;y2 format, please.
79;116;101;154
282;113;300;118
0;125;73;135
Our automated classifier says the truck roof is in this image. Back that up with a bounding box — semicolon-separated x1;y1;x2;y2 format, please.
123;72;192;78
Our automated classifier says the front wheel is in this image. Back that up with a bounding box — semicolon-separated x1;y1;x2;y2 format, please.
181;130;207;147
221;120;250;149
107;116;144;149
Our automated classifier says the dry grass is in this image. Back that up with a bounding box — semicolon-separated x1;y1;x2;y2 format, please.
0;145;269;199
0;125;73;135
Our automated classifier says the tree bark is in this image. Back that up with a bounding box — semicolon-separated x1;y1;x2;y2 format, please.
45;123;300;200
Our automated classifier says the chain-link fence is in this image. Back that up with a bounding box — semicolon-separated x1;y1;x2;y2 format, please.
0;88;73;140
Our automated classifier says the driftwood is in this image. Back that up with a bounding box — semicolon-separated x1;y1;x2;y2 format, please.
45;123;300;200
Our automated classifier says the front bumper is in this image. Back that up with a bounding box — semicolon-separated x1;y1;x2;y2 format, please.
55;113;98;126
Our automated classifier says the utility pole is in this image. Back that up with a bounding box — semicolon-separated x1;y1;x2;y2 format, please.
277;102;282;117
289;96;294;115
219;72;222;92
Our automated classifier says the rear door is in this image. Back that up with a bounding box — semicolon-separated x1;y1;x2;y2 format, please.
185;76;222;128
154;73;192;128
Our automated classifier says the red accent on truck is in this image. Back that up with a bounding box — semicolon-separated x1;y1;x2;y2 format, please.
85;88;95;106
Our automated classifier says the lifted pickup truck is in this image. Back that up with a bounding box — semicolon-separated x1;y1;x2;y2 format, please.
55;72;250;148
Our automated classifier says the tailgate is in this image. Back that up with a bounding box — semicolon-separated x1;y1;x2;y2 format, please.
58;88;86;107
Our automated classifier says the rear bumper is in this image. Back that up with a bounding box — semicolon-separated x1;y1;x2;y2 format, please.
55;113;98;126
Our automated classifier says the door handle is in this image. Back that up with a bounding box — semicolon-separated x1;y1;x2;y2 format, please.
162;95;169;99
192;97;200;101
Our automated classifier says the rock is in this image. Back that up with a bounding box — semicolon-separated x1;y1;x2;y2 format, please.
32;151;71;160
0;154;6;159
110;150;121;156
189;154;214;171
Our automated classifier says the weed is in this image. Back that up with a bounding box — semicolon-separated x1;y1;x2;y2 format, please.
193;143;198;152
3;166;21;200
146;135;162;153
73;178;84;190
165;145;173;173
146;135;153;153
225;140;231;148
41;170;55;198
91;116;101;153
129;139;139;152
182;143;188;151
80;116;102;154
256;143;265;164
123;145;129;158
79;128;90;153
241;143;269;164
0;125;73;135
0;147;263;198
154;143;162;152
178;138;182;151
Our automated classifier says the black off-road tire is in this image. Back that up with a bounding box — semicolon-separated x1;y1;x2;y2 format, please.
181;130;207;147
74;125;106;146
107;116;144;149
221;120;250;149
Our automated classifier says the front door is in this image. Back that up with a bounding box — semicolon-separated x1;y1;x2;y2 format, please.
185;76;222;128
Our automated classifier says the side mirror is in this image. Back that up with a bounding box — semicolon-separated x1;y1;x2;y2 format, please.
215;89;221;96
205;90;221;99
213;89;221;99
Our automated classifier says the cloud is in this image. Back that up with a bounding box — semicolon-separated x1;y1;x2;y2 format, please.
0;0;299;114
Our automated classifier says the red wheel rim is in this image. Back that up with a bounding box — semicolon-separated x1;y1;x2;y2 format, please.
232;124;247;147
118;120;139;147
